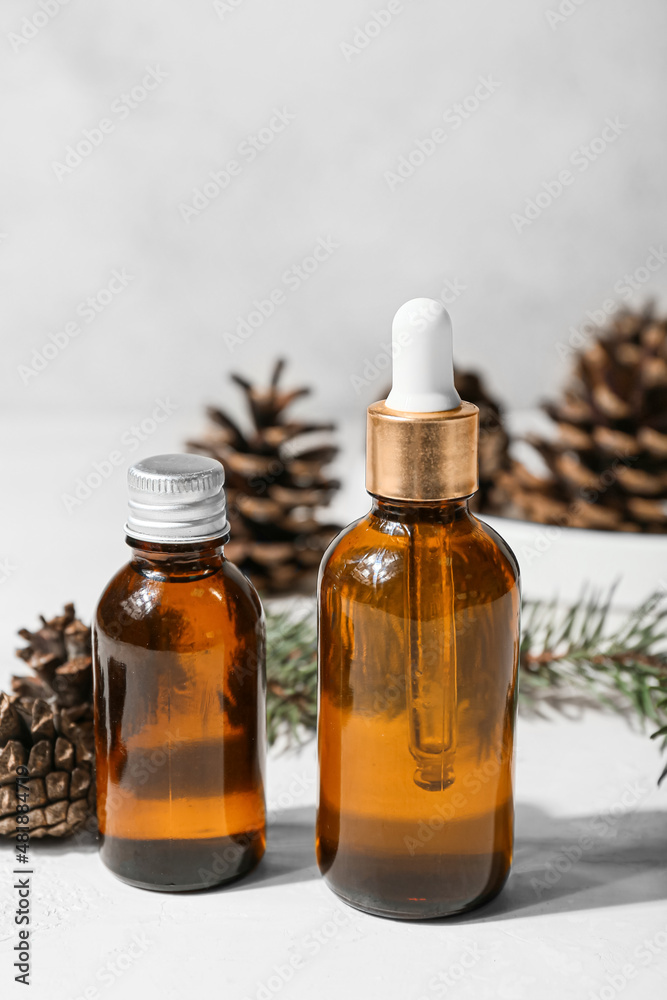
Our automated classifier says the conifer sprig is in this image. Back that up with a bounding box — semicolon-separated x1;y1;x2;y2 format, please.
519;588;667;782
266;589;667;783
266;609;318;746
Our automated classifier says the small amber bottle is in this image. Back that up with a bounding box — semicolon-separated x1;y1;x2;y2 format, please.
317;299;520;918
93;454;266;890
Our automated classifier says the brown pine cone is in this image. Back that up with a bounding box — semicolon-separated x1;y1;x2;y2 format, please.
188;359;342;593
496;306;667;532
453;369;512;514
0;604;96;838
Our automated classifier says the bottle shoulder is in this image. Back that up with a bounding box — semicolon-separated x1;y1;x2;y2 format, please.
320;514;369;561
470;514;521;585
95;556;264;637
319;508;520;599
222;558;265;620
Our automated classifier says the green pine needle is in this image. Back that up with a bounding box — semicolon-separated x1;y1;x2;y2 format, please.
520;587;667;784
266;588;667;784
266;610;318;747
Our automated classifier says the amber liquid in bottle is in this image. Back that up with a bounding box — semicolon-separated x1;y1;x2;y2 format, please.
317;497;520;919
94;539;266;891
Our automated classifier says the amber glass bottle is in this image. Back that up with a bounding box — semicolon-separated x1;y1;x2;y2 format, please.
94;455;266;891
317;299;520;918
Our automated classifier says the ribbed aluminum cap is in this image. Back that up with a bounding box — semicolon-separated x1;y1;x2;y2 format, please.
125;454;230;544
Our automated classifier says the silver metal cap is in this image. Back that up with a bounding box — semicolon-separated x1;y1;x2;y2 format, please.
125;454;230;544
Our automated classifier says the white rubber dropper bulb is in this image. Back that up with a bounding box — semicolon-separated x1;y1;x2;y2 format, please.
385;298;461;413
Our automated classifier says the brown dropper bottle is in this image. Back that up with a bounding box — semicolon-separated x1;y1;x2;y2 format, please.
317;299;520;918
93;454;266;891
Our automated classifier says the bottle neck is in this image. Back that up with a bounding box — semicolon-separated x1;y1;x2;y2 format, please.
126;537;224;580
369;495;470;525
366;401;479;502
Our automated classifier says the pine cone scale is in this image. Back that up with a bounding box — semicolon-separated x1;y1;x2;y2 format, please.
0;606;96;838
188;361;342;592
498;307;667;532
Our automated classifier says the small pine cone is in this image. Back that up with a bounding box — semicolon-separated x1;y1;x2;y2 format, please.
188;359;342;593
0;605;96;838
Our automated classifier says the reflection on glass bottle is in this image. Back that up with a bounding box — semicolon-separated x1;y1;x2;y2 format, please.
317;300;520;918
94;455;266;891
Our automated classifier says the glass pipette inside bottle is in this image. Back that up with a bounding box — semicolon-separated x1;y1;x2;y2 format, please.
385;299;462;791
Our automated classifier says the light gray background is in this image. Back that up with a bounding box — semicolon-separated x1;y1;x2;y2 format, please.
2;8;667;997
3;0;667;643
2;0;667;423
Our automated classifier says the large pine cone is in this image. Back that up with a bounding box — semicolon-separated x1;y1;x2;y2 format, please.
454;369;512;514
378;368;513;515
0;604;95;838
496;306;667;532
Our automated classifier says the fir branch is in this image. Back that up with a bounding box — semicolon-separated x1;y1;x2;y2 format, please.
266;610;317;747
266;590;667;784
520;587;667;783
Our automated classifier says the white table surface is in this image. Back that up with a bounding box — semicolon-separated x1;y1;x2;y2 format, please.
1;409;666;1000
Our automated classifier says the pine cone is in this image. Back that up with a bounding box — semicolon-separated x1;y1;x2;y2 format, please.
379;369;512;514
188;359;342;593
496;306;667;532
0;604;96;838
453;369;512;514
